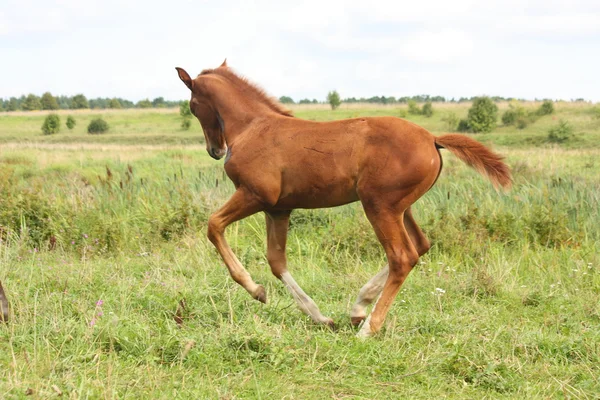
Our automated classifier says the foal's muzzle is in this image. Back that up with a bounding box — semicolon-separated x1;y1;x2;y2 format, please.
209;147;227;160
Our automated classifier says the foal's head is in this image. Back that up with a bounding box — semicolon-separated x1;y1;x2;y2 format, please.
176;61;229;160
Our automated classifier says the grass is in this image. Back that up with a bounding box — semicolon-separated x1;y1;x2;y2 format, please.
0;104;599;398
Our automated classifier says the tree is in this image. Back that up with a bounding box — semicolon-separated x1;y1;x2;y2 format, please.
41;114;61;135
152;97;166;108
22;94;42;111
7;97;19;111
41;92;59;110
279;96;295;104
71;94;89;109
108;98;122;109
327;90;341;110
136;99;152;108
467;97;498;133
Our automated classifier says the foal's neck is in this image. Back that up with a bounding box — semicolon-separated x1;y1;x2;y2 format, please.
208;87;280;144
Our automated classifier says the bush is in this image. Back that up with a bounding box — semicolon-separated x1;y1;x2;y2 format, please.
457;119;470;132
441;112;459;131
327;90;341;110
87;118;109;134
41;114;61;135
516;118;528;130
179;101;192;118
501;103;527;126
407;100;421;115
547;120;573;143
66;116;76;130
537;100;554;116
422;102;433;117
181;118;191;130
467;97;498;133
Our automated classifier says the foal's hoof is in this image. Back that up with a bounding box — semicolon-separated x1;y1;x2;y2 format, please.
323;318;336;330
253;285;267;304
351;316;366;328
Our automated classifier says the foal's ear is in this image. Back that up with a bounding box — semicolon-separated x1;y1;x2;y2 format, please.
175;67;193;91
220;58;228;68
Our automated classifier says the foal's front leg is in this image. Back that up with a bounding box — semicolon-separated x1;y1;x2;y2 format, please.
207;189;267;302
265;211;334;327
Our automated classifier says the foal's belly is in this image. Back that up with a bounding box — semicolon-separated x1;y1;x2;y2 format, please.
274;170;360;210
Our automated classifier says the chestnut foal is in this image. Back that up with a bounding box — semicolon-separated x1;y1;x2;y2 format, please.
176;61;511;337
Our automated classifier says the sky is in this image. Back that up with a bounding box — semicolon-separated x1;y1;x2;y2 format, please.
1;0;599;102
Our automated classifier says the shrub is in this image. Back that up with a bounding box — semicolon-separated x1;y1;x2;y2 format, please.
66;116;76;130
502;103;527;126
441;112;459;131
327;90;341;110
422;102;433;117
398;109;408;118
516;118;528;130
547;120;573;143
41;114;61;135
407;100;421;115
87;118;109;134
457;119;470;132
537;100;554;116
467;97;498;133
179;101;192;118
181;118;191;130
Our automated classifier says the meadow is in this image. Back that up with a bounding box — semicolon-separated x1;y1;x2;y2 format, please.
0;103;599;399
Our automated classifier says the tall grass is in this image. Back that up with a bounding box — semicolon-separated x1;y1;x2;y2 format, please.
0;142;598;398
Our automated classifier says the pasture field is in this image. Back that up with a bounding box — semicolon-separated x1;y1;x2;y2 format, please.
1;103;599;398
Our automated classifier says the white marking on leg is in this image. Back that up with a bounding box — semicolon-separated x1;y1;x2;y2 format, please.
357;314;373;338
281;272;332;325
351;265;389;323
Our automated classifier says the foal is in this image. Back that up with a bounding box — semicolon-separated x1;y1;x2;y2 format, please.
176;61;511;337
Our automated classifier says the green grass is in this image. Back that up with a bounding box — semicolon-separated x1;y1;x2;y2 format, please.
1;105;599;398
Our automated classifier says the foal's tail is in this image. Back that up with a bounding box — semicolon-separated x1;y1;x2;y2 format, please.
435;134;512;190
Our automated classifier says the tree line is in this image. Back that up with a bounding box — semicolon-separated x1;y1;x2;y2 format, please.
280;94;575;105
2;92;588;112
0;93;183;112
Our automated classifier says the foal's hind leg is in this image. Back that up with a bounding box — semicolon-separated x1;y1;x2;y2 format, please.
350;207;430;327
207;189;267;302
265;211;334;327
356;204;420;337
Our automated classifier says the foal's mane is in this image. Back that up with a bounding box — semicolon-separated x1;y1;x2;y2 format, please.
200;68;294;117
